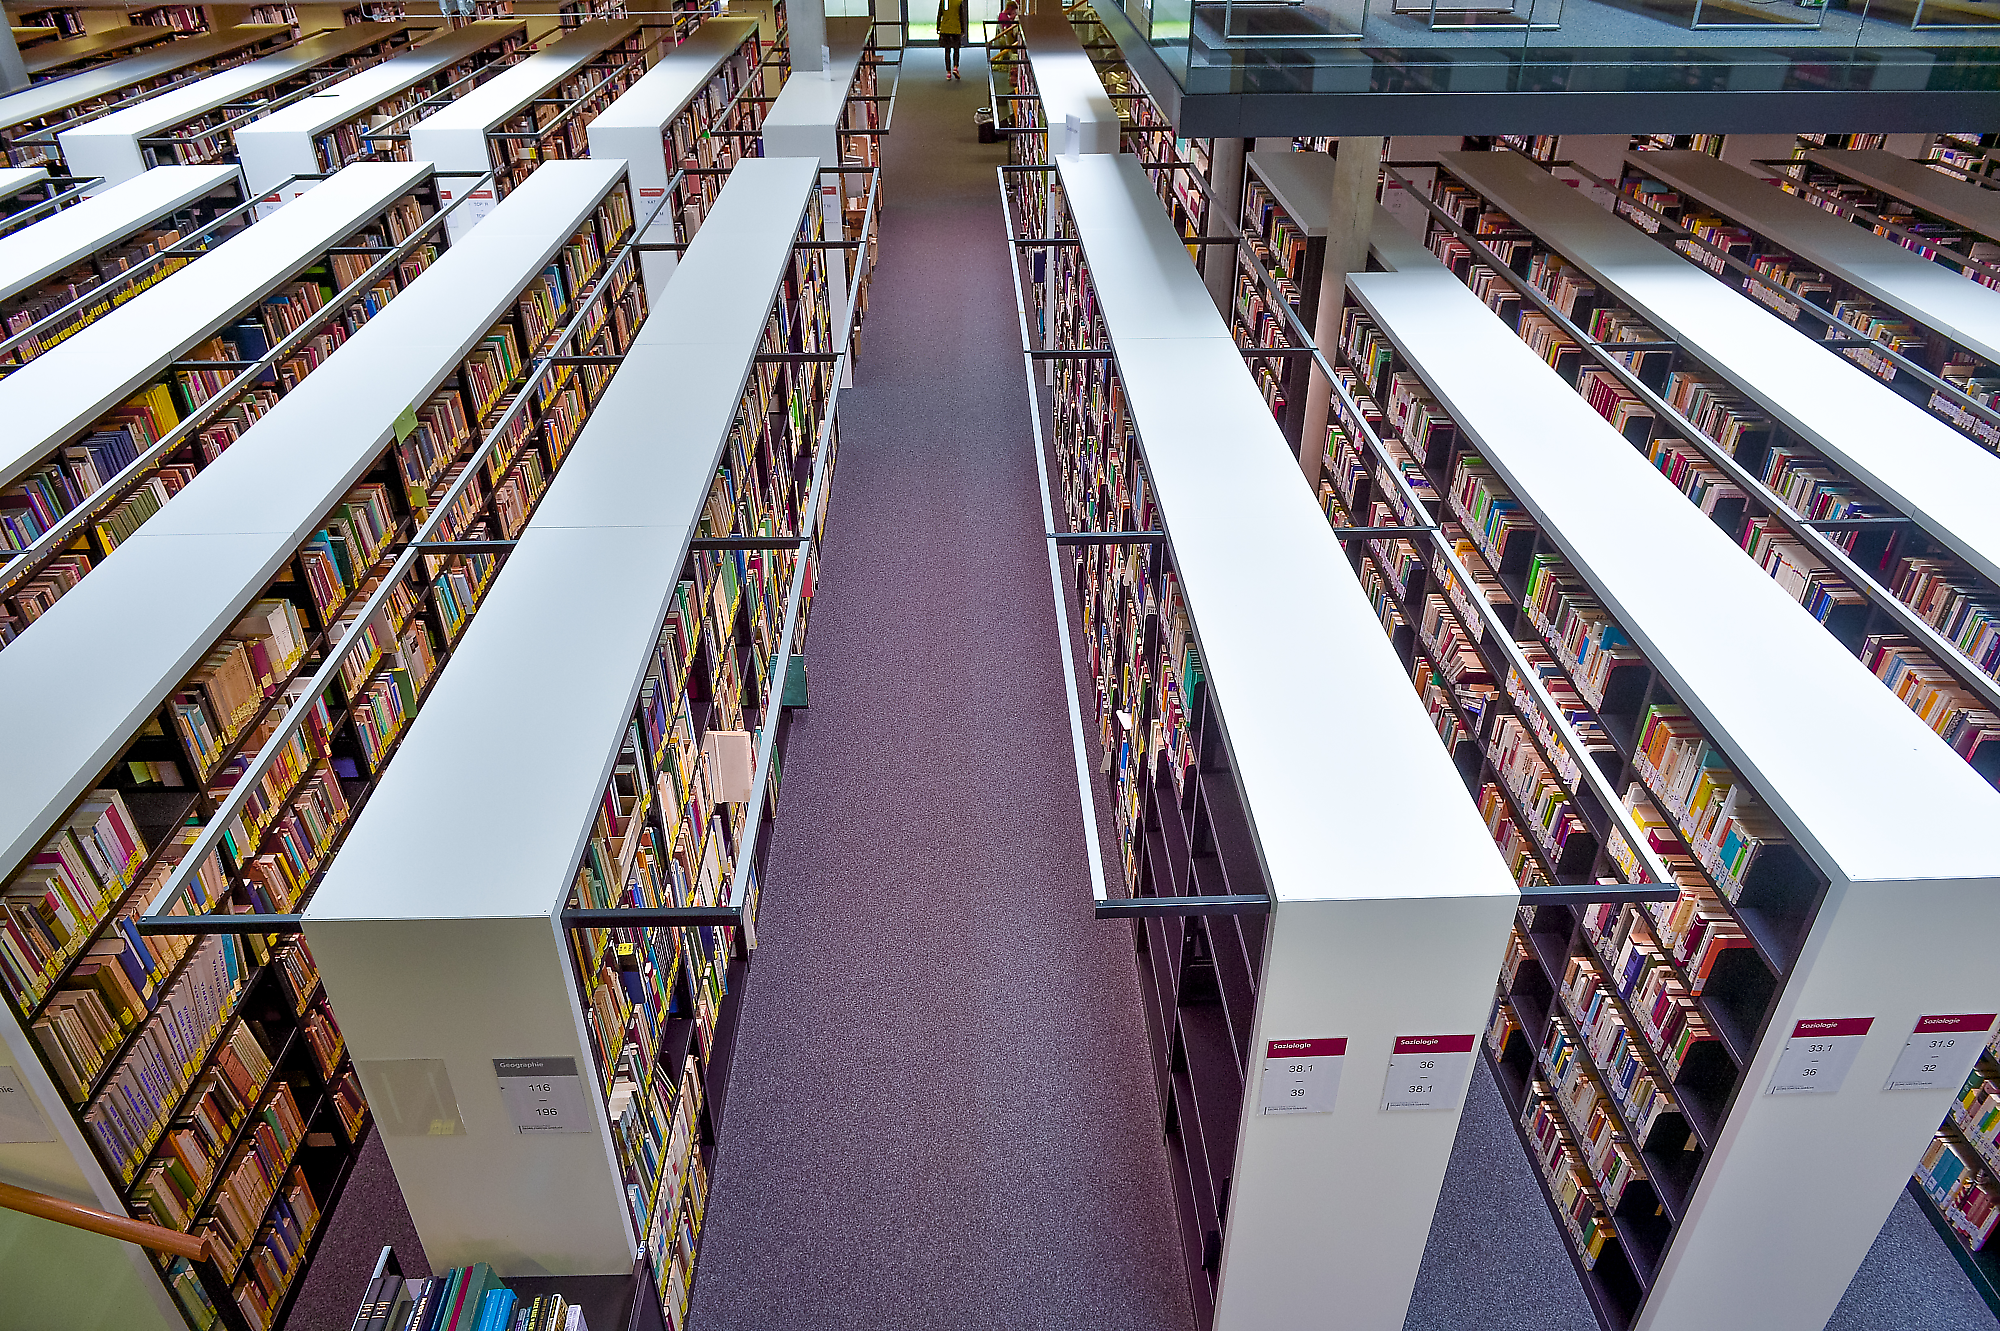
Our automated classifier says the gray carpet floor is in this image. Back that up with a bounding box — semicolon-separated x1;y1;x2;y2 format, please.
277;43;1999;1331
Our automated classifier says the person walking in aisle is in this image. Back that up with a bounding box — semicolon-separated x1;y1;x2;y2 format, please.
938;0;967;78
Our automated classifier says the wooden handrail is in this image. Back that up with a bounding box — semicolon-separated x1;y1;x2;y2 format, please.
0;1180;210;1262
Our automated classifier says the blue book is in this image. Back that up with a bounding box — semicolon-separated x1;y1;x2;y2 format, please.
475;1288;517;1331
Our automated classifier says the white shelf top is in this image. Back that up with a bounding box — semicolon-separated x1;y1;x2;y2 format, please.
0;165;50;201
1807;149;2000;245
0;27;294;133
408;18;641;175
1368;204;1436;272
758;15;869;160
1439;150;2000;592
1055;153;1514;906
1350;266;2000;887
234;20;524;144
0;158;625;886
584;17;757;139
21;25;175;78
1248;149;1337;237
0;159;430;494
1243;149;1437;274
59;25;413;186
584;18;757;209
1629;149;2000;367
0;163;237;302
1021;10;1118;155
307;156;816;924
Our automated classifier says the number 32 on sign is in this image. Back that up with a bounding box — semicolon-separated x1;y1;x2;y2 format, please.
1259;1038;1345;1115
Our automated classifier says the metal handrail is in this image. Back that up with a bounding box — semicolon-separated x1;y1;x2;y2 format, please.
138;177;675;929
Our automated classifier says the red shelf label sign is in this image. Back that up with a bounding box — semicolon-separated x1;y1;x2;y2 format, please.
1767;1017;1874;1095
1381;1034;1476;1111
1260;1038;1345;1115
1885;1014;1997;1092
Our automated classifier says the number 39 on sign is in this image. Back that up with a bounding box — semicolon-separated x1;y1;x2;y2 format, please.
1259;1038;1346;1115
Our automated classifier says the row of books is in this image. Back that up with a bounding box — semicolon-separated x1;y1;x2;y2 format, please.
0;191;441;646
353;1262;592;1331
1;227;193;361
1;786;148;1007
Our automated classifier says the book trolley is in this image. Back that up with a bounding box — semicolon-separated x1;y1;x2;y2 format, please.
21;24;184;83
59;23;418;188
301;155;840;1331
584;16;765;291
0;161;450;645
759;14;890;383
0;156;648;1331
233;19;527;200
1318;244;2000;1331
1613;149;2000;450
0;25;295;170
0;160;239;340
407;17;649;241
1007;149;1523;1331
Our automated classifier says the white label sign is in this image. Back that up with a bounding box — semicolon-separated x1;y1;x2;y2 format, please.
494;1057;595;1134
1766;1017;1873;1095
0;1064;54;1143
1885;1013;1997;1092
1382;1034;1477;1111
1259;1038;1345;1115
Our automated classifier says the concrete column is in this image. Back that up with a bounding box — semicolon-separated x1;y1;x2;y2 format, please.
1202;136;1248;319
789;0;827;72
1296;135;1381;485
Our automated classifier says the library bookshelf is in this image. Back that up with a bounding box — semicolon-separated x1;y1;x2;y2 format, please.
759;14;890;383
1800;149;2000;274
0;25;296;170
1420;151;2000;795
0;160;240;355
302;155;838;1331
1612;150;2000;452
408;18;649;241
59;22;417;187
1066;3;1208;252
20;24;182;82
585;15;765;292
1402;145;2000;1318
233;19;527;200
0;162;449;645
0;157;647;1331
1325;256;2000;1331
1228;150;1432;455
1013;150;1521;1331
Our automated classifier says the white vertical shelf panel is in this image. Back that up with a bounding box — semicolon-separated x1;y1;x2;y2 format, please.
585;16;759;289
59;24;415;188
1808;149;2000;245
1439;150;2000;593
0;158;431;493
233;20;526;197
0;27;293;134
1348;266;2000;1331
1021;9;1118;154
0;158;623;889
0;163;236;300
1056;152;1516;1331
758;15;869;164
1629;149;2000;366
303;157;817;1276
409;18;642;176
